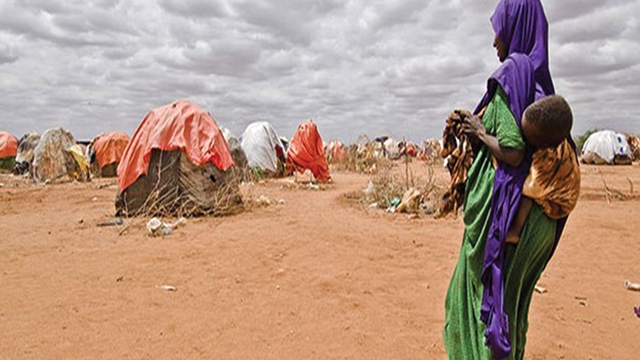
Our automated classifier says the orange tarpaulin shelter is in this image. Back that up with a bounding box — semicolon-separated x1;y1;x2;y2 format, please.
326;140;346;163
92;131;130;169
406;141;417;157
117;100;234;192
0;131;18;159
286;120;331;183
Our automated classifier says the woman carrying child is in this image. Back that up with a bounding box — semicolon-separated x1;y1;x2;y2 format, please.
442;1;580;359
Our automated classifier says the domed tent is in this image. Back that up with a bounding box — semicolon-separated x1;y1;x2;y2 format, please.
13;132;40;175
221;127;248;172
581;130;632;165
116;100;240;217
384;137;402;160
0;131;18;172
87;131;130;177
32;128;89;183
240;121;285;176
286;120;331;183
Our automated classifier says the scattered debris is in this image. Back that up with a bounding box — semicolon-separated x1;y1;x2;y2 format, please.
146;217;187;237
98;182;117;189
396;188;422;213
116;276;124;282
278;199;285;205
386;197;402;212
624;280;640;291
534;285;548;294
256;195;272;206
363;181;375;196
97;218;124;227
91;197;98;202
156;284;177;292
634;307;640;318
575;296;588;307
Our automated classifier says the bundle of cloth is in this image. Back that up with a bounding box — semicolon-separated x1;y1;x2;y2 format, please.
437;109;476;217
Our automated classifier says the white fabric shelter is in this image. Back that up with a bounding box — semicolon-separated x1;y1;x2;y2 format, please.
581;130;632;165
240;121;284;173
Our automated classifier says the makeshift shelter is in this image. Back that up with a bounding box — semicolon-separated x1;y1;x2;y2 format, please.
0;131;18;171
221;127;248;172
418;138;442;161
581;130;632;165
87;131;130;177
32;128;89;183
326;140;346;163
384;137;402;160
397;140;417;158
286;121;331;183
116;100;240;217
627;134;640;161
13;132;40;175
240;121;285;175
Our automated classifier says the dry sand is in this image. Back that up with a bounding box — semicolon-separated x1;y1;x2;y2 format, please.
0;163;639;359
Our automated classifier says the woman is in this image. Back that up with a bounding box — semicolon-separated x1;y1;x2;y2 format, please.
443;1;566;359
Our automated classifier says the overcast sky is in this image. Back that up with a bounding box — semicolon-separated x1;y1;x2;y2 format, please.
1;0;638;142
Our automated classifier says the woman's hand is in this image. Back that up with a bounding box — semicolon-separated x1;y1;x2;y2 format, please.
462;113;525;168
462;115;486;142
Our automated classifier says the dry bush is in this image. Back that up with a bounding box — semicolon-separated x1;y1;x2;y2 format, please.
332;144;388;174
345;158;445;215
601;176;636;203
126;174;244;218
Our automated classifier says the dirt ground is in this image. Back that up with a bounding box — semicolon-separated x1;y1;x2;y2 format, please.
1;162;639;359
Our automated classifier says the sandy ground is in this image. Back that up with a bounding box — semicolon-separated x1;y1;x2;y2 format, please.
0;162;639;359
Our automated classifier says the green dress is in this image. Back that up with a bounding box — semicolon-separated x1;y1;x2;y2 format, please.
443;88;557;360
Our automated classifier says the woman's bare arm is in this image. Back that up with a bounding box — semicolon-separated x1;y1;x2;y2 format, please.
462;115;525;167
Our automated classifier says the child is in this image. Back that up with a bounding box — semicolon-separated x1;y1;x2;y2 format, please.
506;95;580;244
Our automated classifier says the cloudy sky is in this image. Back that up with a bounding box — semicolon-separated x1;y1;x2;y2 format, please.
1;0;638;142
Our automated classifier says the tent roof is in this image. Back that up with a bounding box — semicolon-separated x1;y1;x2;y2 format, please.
0;131;18;158
117;100;234;192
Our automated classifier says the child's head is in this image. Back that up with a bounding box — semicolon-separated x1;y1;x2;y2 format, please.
522;95;573;149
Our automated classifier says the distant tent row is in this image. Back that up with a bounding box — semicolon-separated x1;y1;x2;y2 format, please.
3;99;339;216
9;128;90;182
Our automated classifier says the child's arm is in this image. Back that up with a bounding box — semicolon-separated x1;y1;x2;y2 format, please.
506;196;534;244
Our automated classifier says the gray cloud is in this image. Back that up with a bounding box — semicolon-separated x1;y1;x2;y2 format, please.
1;0;639;143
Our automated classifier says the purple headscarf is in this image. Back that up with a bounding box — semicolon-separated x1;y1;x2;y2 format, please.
473;1;555;358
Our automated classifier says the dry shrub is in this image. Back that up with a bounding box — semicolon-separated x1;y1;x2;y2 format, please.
127;174;244;218
601;176;636;203
332;144;388;174
346;158;445;215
